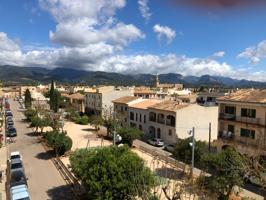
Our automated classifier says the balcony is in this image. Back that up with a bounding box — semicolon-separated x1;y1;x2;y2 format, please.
235;116;261;125
219;113;236;120
218;131;235;140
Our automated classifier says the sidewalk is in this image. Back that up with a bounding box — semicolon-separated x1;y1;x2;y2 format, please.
0;142;7;200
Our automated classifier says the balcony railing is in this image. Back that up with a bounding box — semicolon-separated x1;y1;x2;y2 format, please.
219;113;236;120
157;118;165;124
235;116;261;125
218;131;235;140
166;120;175;127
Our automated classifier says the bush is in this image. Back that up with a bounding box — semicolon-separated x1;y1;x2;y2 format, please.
24;108;37;122
45;130;72;156
117;127;143;146
75;115;89;125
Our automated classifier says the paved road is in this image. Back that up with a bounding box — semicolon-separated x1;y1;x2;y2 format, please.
8;100;73;200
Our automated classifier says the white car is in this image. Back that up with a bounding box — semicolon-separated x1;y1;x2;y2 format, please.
148;138;164;147
10;151;22;161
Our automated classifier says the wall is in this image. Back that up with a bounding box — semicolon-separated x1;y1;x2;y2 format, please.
176;104;218;142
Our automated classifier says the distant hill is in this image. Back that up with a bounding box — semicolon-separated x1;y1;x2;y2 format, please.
0;65;266;88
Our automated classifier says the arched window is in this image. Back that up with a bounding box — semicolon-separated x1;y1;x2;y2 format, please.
157;113;165;124
149;112;156;122
166;115;175;127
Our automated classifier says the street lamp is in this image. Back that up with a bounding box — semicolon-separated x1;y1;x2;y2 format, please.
188;127;195;179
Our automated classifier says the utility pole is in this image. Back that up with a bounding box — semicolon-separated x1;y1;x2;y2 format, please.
209;122;211;153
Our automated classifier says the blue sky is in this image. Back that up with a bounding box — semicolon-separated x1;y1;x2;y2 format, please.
0;0;266;81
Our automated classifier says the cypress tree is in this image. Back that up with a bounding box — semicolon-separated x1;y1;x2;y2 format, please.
49;80;60;113
24;89;32;109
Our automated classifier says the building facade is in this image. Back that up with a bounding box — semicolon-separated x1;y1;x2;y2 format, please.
85;86;133;116
217;89;266;157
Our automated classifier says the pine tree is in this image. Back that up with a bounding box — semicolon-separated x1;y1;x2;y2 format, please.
24;89;32;109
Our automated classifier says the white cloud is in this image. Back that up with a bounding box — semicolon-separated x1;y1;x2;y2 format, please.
213;51;225;57
39;0;143;48
238;40;266;64
0;32;23;66
138;0;151;23
153;24;176;44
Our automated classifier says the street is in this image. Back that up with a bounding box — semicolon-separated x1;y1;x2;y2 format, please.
8;99;73;200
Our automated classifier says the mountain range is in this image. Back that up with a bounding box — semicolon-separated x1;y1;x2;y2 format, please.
0;65;266;88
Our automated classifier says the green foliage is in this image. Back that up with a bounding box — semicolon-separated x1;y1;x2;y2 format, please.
24;108;37;121
70;146;156;200
89;115;104;131
173;137;207;166
117;127;143;146
30;116;51;133
198;149;246;200
75;115;89;125
24;89;32;109
49;80;61;113
44;130;72;156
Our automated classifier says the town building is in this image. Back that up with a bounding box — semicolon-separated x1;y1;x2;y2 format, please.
113;97;218;144
217;89;266;156
197;91;228;106
62;93;85;113
85;86;133;116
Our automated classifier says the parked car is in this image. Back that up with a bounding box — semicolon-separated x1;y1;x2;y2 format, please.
10;159;24;173
5;110;13;117
164;144;175;152
6;127;17;137
10;151;22;161
10;184;30;200
6;121;15;128
10;170;28;188
147;138;164;147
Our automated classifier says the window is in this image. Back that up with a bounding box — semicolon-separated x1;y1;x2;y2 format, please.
121;106;123;112
240;128;255;139
225;106;235;114
144;115;146;123
228;125;235;134
139;125;142;130
136;113;138;121
140;114;142;123
241;108;256;118
115;105;118;109
130;112;134;120
168;129;172;136
125;107;128;111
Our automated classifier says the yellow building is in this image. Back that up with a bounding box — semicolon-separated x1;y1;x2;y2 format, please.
217;89;266;157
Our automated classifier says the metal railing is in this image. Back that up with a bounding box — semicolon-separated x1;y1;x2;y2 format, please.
235;116;261;125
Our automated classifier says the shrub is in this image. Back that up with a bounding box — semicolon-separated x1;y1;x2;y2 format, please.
75;115;89;125
24;108;37;122
117;127;143;146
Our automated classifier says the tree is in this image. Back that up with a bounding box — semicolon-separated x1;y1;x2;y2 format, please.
173;137;207;167
49;80;60;113
24;89;32;109
30;116;51;134
44;130;72;156
117;127;143;146
89;115;104;132
70;146;156;199
24;108;37;122
198;148;246;200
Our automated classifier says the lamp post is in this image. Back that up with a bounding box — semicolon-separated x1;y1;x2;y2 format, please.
188;127;195;179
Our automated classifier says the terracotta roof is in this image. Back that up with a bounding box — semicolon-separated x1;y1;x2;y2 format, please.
129;99;162;109
134;89;156;94
148;100;189;112
158;84;175;88
63;93;84;100
112;96;139;104
217;89;266;104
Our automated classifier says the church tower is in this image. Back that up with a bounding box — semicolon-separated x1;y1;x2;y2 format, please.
156;73;160;87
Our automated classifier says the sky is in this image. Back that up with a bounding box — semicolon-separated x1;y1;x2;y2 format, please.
1;0;266;81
